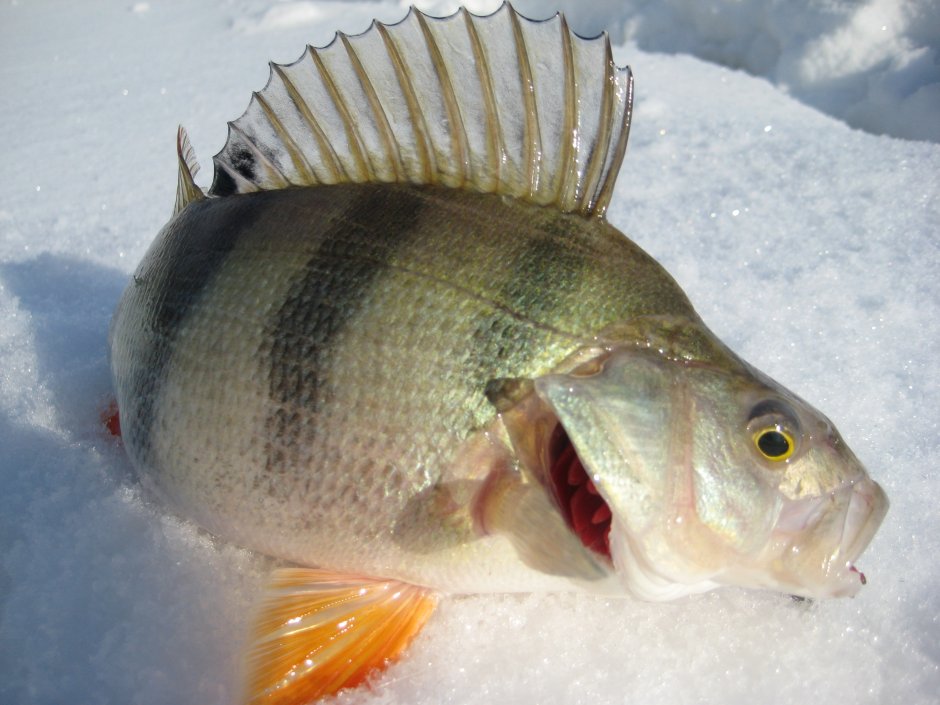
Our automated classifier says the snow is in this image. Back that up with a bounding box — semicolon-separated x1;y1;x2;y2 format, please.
0;1;937;704
512;0;940;143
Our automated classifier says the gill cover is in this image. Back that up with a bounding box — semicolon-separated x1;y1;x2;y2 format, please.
536;342;739;599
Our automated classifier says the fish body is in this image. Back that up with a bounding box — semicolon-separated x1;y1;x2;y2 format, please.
111;182;694;593
109;5;888;702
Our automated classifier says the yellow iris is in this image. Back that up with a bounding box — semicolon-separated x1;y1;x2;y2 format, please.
753;426;795;461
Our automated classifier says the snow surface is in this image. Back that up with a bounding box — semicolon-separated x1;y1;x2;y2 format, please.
508;0;940;143
0;1;938;704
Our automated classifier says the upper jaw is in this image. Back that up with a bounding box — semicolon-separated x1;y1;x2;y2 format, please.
839;477;889;568
825;476;889;596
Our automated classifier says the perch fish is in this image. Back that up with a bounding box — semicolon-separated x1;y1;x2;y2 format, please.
108;4;889;703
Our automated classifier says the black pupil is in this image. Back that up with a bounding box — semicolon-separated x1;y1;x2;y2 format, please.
758;430;790;457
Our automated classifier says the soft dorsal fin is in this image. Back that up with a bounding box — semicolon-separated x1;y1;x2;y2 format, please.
174;125;205;215
210;3;633;217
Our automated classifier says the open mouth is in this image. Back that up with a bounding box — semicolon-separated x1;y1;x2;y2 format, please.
547;425;612;560
493;378;616;564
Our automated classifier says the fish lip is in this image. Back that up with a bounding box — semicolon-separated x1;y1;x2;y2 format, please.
838;477;889;567
772;477;888;596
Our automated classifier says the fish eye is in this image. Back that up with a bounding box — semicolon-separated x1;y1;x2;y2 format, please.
753;426;795;461
747;399;800;462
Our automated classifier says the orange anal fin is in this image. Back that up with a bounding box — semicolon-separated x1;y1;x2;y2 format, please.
245;568;437;705
101;398;121;437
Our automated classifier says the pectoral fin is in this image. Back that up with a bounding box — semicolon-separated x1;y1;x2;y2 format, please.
245;568;437;705
481;470;609;582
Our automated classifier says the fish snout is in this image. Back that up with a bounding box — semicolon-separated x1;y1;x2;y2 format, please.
778;476;889;597
839;477;889;570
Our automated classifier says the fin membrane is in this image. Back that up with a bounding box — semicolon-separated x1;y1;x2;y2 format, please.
211;3;633;216
245;568;436;705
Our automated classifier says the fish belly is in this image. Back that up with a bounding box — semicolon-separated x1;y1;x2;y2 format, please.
110;183;694;592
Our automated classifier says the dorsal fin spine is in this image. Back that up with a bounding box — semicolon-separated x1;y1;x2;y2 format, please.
309;46;373;180
595;66;634;217
578;37;616;214
214;151;257;194
508;8;541;198
415;10;470;188
228;119;290;188
269;62;344;184
253;84;317;185
376;22;436;184
462;8;504;191
340;32;405;182
555;15;576;207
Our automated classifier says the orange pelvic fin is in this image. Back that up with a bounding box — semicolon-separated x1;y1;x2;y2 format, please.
244;568;437;705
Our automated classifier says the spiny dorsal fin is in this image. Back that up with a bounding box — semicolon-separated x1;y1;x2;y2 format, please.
210;3;633;217
174;125;205;215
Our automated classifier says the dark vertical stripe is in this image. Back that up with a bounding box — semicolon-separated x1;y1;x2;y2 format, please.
263;186;424;480
113;194;266;469
462;221;588;426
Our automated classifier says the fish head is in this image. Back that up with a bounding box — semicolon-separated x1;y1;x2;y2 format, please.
526;328;888;601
